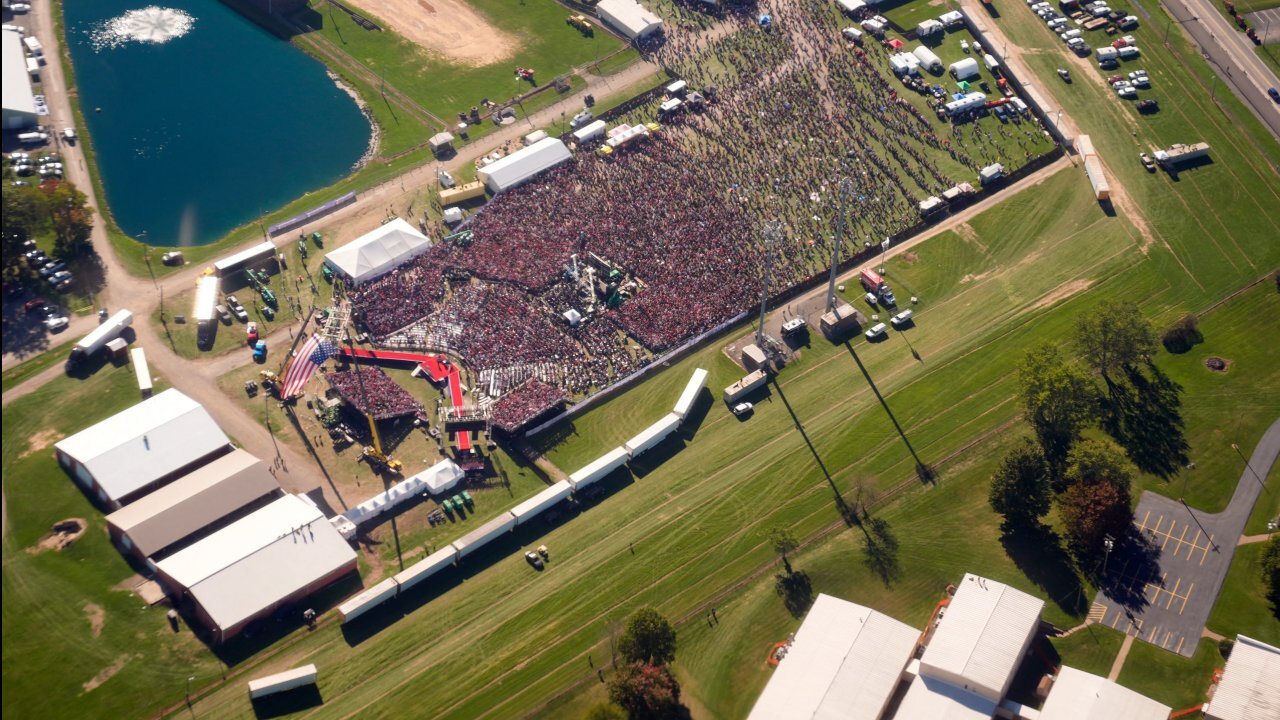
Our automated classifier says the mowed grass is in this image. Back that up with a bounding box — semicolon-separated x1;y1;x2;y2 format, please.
1208;540;1280;646
1;365;226;720
299;0;625;122
1117;638;1223;710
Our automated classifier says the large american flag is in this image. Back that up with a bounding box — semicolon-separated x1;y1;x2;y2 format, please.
281;335;340;399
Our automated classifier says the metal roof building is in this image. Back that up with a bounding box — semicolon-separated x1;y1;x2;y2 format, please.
105;449;280;560
1040;666;1170;720
596;0;664;40
323;218;432;285
746;594;920;720
1204;635;1280;720
54;389;233;510
2;31;36;129
893;674;996;720
918;574;1043;703
477;137;572;193
155;494;357;642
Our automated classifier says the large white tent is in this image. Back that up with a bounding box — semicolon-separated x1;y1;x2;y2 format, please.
323;218;432;285
596;0;664;40
2;31;37;129
478;137;573;193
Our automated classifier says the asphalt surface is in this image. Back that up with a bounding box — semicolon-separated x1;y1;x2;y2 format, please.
1167;0;1280;140
1091;416;1280;657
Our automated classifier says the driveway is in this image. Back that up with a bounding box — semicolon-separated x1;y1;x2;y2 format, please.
1091;416;1280;656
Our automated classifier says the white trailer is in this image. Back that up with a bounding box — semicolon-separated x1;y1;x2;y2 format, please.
338;577;400;623
451;513;517;559
248;665;318;699
624;413;682;457
130;347;152;397
509;481;573;525
23;35;42;56
672;367;708;419
193;276;219;324
979;163;1004;184
572;119;607;145
568;447;631;491
724;370;768;404
394;546;459;592
213;241;275;277
67;309;133;370
1083;156;1110;200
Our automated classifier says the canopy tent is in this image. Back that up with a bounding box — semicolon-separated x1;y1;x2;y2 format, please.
323;218;432;285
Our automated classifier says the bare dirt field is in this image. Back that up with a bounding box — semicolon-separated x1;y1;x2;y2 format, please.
360;0;520;66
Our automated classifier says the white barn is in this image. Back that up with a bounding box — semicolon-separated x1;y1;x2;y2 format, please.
54;389;233;510
596;0;664;40
477;137;573;193
323;218;432;285
747;594;920;720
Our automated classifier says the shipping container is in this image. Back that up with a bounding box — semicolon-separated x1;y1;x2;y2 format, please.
568;447;631;490
451;513;517;559
338;577;400;623
394;546;459;592
510;481;573;525
623;413;682;457
723;370;768;404
672;367;709;419
247;665;318;699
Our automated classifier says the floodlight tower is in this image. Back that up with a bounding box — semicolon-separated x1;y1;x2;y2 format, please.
826;178;852;313
757;221;782;351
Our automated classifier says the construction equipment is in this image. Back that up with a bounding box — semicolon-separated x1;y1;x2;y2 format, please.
567;14;592;34
349;345;403;474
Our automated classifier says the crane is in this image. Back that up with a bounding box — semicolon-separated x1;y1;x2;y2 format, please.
345;332;402;474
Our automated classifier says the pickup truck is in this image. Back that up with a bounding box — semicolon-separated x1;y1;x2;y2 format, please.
253;340;267;362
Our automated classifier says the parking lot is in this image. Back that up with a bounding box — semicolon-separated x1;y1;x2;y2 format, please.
1090;492;1232;657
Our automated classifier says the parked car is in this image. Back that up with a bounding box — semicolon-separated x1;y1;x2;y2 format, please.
23;297;47;313
865;322;888;340
865;291;878;306
1117;86;1138;99
525;551;545;570
226;295;249;321
890;309;915;327
247;321;259;341
1268;87;1280;104
40;261;66;276
1107;74;1125;84
569;110;593;129
1136;99;1159;113
253;340;267;362
161;251;183;265
1057;68;1071;83
1139;153;1156;172
49;270;73;283
43;315;69;331
732;402;754;417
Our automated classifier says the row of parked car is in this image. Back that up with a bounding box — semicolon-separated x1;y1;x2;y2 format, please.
20;241;74;293
1029;0;1139;57
8;151;63;184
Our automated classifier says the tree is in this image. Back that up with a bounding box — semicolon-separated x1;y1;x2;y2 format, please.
768;526;798;573
988;438;1051;528
1017;344;1097;476
1062;439;1133;496
1057;442;1134;559
607;662;688;720
1074;304;1158;379
618;608;677;666
2;185;49;282
44;182;94;258
1262;536;1280;614
583;702;628;720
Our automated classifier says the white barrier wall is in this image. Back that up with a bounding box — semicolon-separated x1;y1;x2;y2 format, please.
672;368;708;419
451;513;517;559
248;664;318;699
394;546;459;592
510;481;573;525
338;577;400;623
624;413;682;458
568;447;631;491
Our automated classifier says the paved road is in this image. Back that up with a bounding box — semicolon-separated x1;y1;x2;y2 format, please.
1168;0;1280;140
1091;416;1280;657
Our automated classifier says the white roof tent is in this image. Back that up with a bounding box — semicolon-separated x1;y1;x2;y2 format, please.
477;137;572;193
836;0;867;14
1040;666;1170;720
54;389;233;510
746;594;920;720
105;449;279;559
949;57;981;81
912;45;944;73
323;218;432;285
156;494;357;643
1204;635;1280;720
2;30;36;129
596;0;664;40
919;573;1044;703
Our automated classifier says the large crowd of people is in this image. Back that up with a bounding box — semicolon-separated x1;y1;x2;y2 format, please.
346;0;1056;403
489;378;570;433
327;366;428;422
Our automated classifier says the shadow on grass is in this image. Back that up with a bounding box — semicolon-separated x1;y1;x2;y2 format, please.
1000;521;1087;616
251;685;324;718
775;568;815;617
1099;362;1189;479
860;515;902;586
212;570;363;666
842;341;935;484
771;376;859;526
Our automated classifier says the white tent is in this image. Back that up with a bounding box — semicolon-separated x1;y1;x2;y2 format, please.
949;57;981;81
836;0;867;14
913;45;944;73
323;218;432;285
2;32;37;129
477;137;572;193
596;0;664;40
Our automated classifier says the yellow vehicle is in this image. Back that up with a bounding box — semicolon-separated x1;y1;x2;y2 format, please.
567;14;593;35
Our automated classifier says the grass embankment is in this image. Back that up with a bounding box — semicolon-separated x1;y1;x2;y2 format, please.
1;346;65;393
1;364;226;720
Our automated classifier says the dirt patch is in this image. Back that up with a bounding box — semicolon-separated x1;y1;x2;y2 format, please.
1030;279;1091;311
28;518;87;554
1204;356;1231;373
82;655;131;694
900;251;920;264
953;223;988;253
84;603;105;638
959;271;993;284
357;0;520;67
19;428;60;459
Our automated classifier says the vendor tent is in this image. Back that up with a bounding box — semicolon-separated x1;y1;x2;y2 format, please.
323;218;432;285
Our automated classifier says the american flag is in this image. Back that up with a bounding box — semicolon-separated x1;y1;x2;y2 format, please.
281;335;340;399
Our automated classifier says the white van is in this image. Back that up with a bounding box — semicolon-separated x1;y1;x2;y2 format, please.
1118;45;1140;60
890;310;914;327
864;322;888;340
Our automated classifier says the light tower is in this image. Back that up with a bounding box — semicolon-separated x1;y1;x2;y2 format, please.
757;221;782;351
826;178;852;312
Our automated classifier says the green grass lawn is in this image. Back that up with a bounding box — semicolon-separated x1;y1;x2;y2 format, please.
1207;540;1280;645
1;346;65;393
1116;637;1222;710
1050;624;1127;677
1257;44;1280;78
1;364;227;720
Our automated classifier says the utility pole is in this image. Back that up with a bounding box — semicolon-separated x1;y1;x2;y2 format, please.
825;179;851;313
757;221;781;350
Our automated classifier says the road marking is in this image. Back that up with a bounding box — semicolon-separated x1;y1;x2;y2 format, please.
1089;603;1107;622
1201;536;1214;565
1176;524;1190;559
1166;577;1181;610
1176;636;1185;654
1138;509;1151;531
1162;630;1172;648
1189;528;1203;558
1180;583;1194;614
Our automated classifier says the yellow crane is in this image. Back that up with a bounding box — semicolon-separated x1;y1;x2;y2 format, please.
362;412;402;474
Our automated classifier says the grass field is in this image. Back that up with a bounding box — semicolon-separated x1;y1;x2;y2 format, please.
1;346;65;393
1116;638;1223;710
1208;540;1280;645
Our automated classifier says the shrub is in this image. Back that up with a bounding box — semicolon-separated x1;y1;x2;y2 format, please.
1161;314;1202;354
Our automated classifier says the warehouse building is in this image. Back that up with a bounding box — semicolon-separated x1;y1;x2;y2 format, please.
1039;666;1170;720
155;494;357;643
747;594;920;720
2;30;37;129
323;217;432;285
478;137;573;193
54;389;233;510
596;0;664;40
105;449;280;561
1204;635;1280;720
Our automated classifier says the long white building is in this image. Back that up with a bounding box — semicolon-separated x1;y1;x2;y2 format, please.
478;137;572;193
2;30;36;129
596;0;664;40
